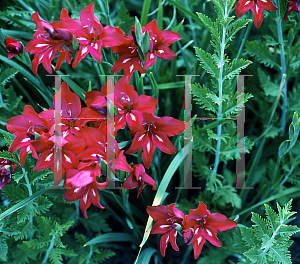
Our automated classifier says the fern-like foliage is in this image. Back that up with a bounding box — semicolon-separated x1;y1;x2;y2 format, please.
240;200;300;264
246;40;280;69
192;0;253;185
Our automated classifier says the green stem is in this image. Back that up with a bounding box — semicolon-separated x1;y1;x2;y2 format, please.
238;74;286;205
86;246;93;264
276;0;287;131
42;231;58;264
236;21;252;60
23;169;33;241
147;72;159;113
212;3;228;176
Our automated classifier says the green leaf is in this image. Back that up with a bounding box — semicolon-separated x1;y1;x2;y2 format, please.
195;47;219;78
136;248;157;264
0;189;47;221
192;83;218;114
172;19;185;33
278;112;300;157
226;18;251;44
140;0;151;26
211;185;242;208
165;0;202;24
244;247;267;263
84;232;135;246
0;235;8;261
0;67;21;88
251;212;270;236
268;245;292;264
114;1;134;35
257;67;279;97
240;227;260;248
224;58;252;80
196;12;219;41
138;144;188;251
246;40;280;69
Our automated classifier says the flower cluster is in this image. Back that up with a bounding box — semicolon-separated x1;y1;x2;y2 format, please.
6;79;185;217
0;154;18;190
24;3;180;80
147;201;237;259
3;4;187;218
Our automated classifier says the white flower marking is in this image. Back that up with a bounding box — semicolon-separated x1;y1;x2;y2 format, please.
35;43;49;48
155;134;163;142
206;229;212;236
45;153;53;162
122;58;131;64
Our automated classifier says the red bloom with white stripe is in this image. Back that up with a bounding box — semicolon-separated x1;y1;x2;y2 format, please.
108;77;157;133
235;0;278;28
25;12;73;73
146;204;184;257
126;113;186;169
7;105;50;167
123;164;156;197
70;4;126;68
63;167;107;219
111;19;180;79
182;201;237;259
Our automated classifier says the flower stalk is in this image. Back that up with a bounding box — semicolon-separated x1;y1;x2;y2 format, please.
276;0;287;132
212;2;228;176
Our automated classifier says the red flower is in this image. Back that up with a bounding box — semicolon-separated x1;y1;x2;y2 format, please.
80;126;133;173
126;113;187;169
235;0;278;28
282;0;300;22
111;19;180;79
110;37;146;78
5;38;23;59
142;19;181;69
70;4;126;68
146;204;184;257
182;201;237;259
25;12;73;74
7;105;50;167
63;167;106;218
123;164;156;197
107;77;157;132
0;155;18;190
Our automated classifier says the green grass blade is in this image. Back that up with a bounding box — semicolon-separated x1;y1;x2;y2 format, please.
165;0;202;24
84;232;135;247
136;248;156;264
56;71;86;101
0;55;53;107
0;189;47;221
138;144;188;251
236;187;300;217
143;81;185;90
157;0;163;30
141;0;152;26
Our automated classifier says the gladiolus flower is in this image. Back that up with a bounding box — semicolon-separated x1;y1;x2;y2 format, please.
182;201;237;259
235;0;278;28
126;113;187;169
146;204;184;257
5;38;23;59
282;0;300;22
0;155;18;190
123;164;156;197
